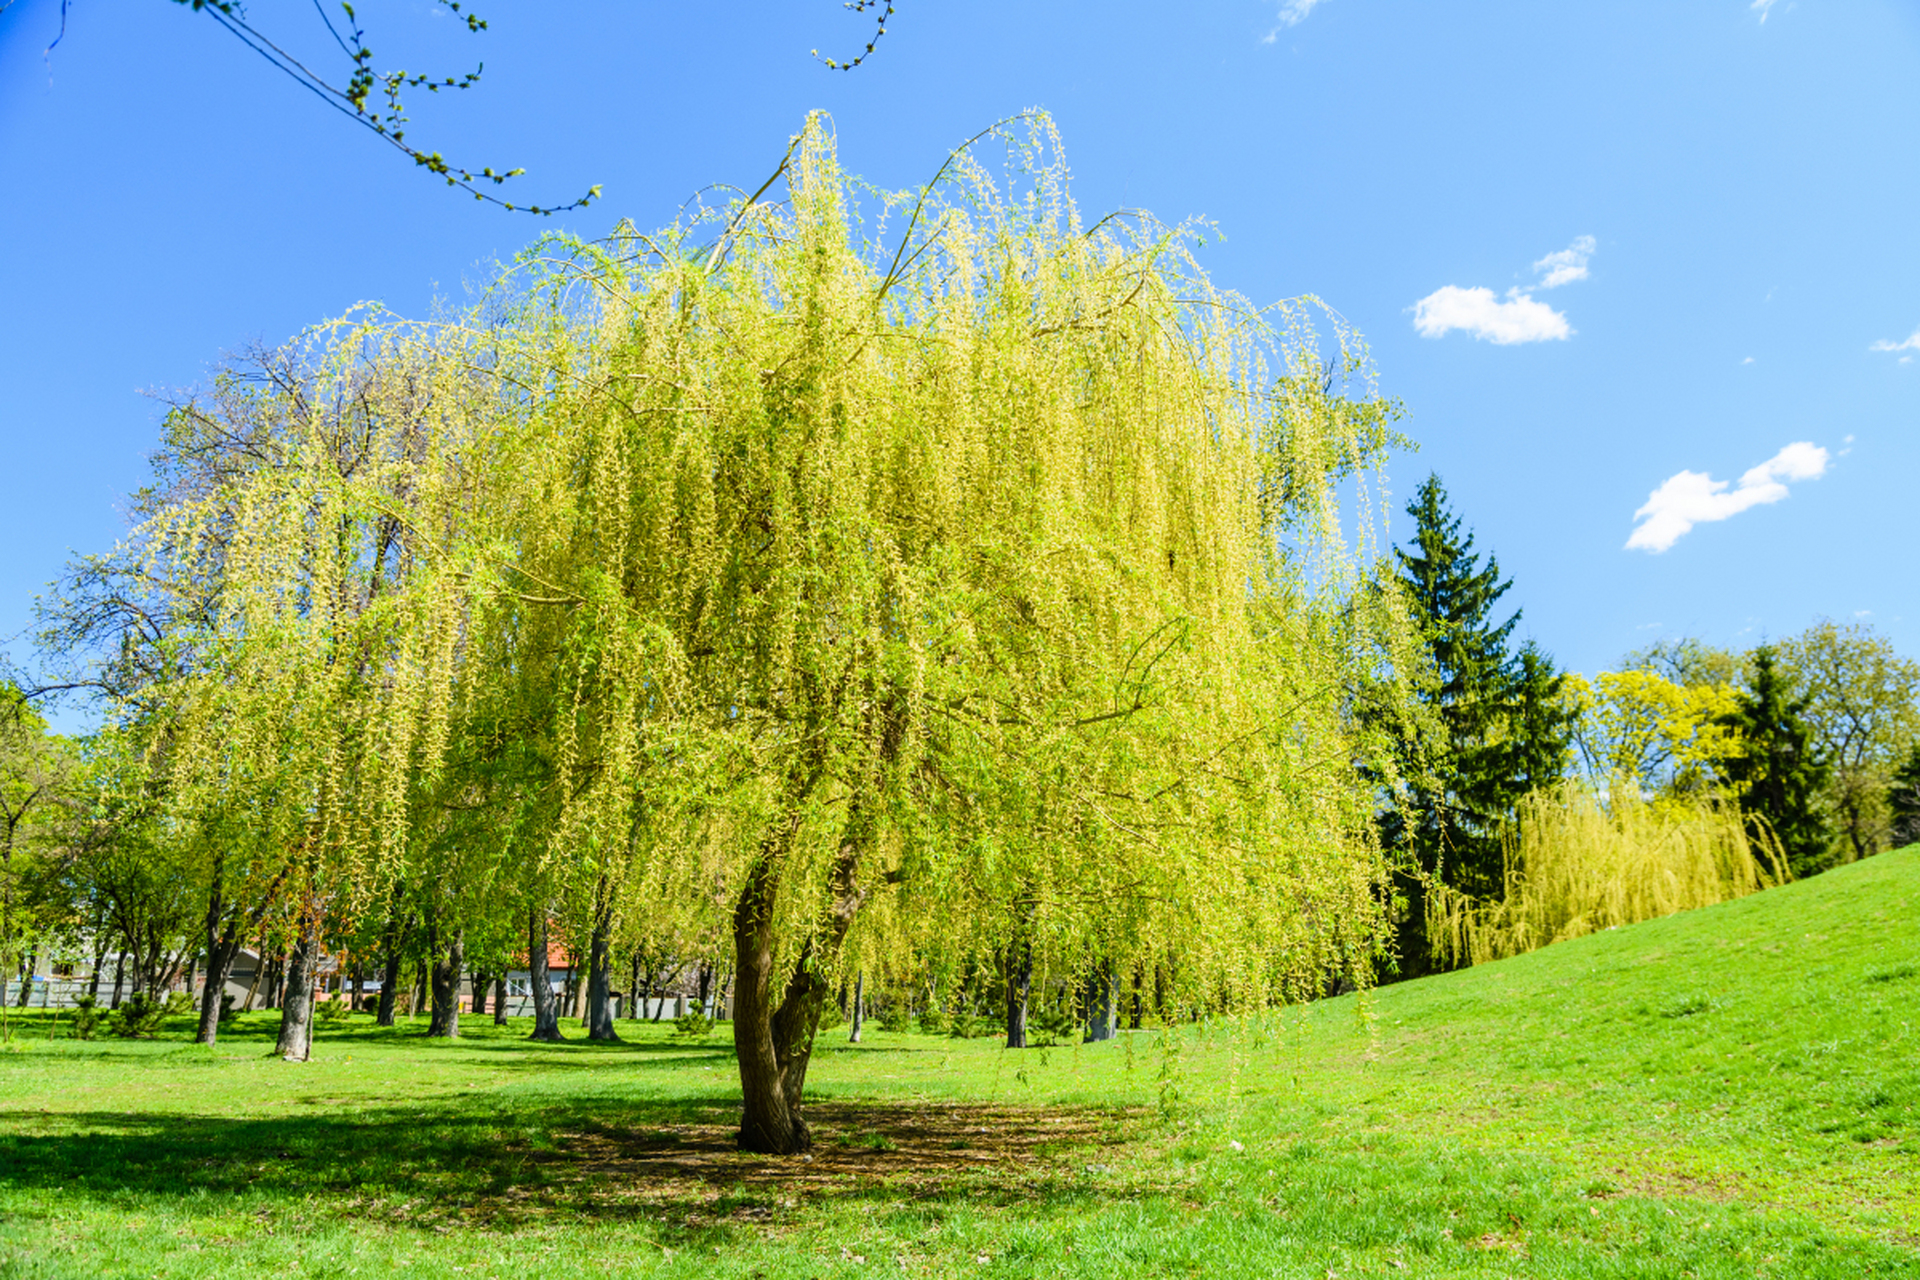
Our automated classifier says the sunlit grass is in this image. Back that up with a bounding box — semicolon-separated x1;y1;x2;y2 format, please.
1;847;1916;1277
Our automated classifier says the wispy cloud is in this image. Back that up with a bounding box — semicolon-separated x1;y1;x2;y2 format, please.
1411;286;1571;344
1625;441;1829;553
1532;235;1596;289
1262;0;1327;41
1870;326;1920;361
1751;0;1781;22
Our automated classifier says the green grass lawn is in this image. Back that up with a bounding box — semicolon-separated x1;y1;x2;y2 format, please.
2;848;1916;1279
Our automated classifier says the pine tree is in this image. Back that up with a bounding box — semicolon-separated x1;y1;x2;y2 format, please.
1382;476;1573;975
1890;745;1920;850
1716;646;1831;877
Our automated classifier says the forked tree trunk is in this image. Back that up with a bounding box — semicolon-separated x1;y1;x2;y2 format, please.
527;906;563;1042
275;916;320;1062
585;901;620;1042
1084;960;1117;1043
411;962;428;1018
733;804;868;1155
493;976;508;1025
848;971;864;1044
471;968;490;1015
428;927;463;1038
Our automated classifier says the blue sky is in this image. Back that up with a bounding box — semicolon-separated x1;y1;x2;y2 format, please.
2;0;1914;711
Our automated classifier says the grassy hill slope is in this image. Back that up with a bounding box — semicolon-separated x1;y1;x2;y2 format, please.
0;848;1914;1278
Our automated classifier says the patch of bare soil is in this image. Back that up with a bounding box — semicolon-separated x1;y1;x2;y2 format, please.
479;1102;1145;1230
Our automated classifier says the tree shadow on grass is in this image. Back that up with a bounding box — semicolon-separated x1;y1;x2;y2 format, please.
0;1092;1151;1246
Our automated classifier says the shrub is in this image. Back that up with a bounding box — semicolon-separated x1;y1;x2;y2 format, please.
917;1009;950;1036
672;1008;715;1039
315;995;349;1022
69;994;103;1041
108;993;169;1038
875;1004;912;1034
1030;1005;1077;1045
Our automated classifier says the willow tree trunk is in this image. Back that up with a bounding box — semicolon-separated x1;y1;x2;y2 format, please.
275;917;319;1062
427;927;463;1038
527;906;563;1042
733;804;867;1155
848;971;864;1044
1084;961;1117;1043
585;905;620;1042
1004;937;1032;1050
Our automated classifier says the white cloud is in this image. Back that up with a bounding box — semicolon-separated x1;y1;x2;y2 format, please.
1411;285;1571;344
1751;0;1780;21
1625;441;1830;553
1532;235;1596;289
1262;0;1327;40
1870;326;1920;354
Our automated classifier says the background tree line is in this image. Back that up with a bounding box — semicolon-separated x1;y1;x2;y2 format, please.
1377;474;1920;976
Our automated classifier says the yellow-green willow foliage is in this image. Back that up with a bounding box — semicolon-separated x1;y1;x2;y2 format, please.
137;320;481;904
1427;783;1788;968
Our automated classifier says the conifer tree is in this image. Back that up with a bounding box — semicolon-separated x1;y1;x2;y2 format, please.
1717;646;1831;876
1383;475;1572;974
1890;744;1920;850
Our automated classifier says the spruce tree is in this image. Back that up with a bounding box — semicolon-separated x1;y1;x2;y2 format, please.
1890;744;1920;850
1716;646;1831;877
1382;475;1573;975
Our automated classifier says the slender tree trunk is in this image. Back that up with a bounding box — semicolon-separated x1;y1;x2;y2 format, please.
15;952;34;1007
1084;960;1117;1043
493;976;507;1026
240;943;265;1012
264;952;285;1010
627;951;643;1021
1005;936;1032;1050
470;968;490;1016
275;915;320;1062
585;896;620;1042
88;936;106;1003
428;927;463;1038
110;952;125;1009
351;960;364;1015
849;971;864;1044
527;906;563;1041
376;931;403;1026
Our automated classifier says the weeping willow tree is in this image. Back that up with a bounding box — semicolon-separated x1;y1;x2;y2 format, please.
1426;783;1789;968
89;114;1407;1150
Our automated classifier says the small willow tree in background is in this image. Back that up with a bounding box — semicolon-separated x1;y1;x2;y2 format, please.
1426;783;1789;969
78;115;1409;1152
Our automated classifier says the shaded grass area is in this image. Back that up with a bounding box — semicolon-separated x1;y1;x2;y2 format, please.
1;849;1916;1277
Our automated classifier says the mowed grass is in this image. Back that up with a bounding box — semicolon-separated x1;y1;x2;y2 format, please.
1;849;1916;1278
